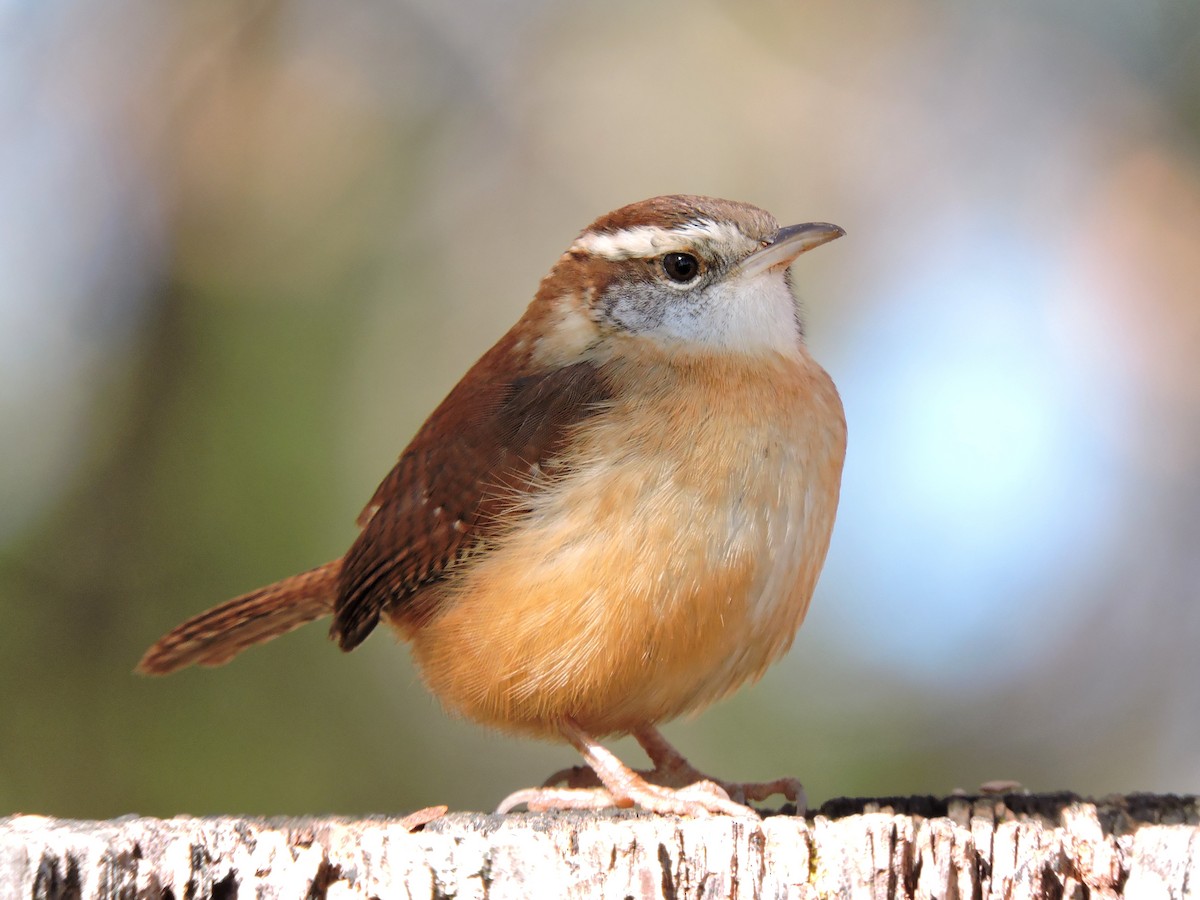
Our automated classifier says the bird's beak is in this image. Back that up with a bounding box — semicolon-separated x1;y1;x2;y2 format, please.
738;222;845;279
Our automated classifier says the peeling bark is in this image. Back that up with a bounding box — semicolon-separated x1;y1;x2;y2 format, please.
2;794;1196;899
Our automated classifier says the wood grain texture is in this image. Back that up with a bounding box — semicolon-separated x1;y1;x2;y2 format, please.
4;794;1196;899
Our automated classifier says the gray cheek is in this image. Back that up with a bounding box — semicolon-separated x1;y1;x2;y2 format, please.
598;281;716;337
599;280;669;334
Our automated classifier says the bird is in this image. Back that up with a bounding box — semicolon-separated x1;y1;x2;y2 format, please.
138;194;847;818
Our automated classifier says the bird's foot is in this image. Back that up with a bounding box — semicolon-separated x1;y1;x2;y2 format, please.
495;718;760;817
522;728;807;813
633;726;806;813
496;778;754;817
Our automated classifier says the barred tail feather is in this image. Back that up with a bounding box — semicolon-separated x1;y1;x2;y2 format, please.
137;560;341;675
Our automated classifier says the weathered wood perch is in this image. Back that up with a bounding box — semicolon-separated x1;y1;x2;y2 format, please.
2;794;1197;899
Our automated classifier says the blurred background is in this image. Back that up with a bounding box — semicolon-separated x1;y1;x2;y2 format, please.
2;0;1199;819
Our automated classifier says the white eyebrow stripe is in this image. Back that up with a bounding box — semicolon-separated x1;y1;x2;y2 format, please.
571;220;746;260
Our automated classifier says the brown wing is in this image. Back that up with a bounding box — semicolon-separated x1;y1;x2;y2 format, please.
332;342;610;650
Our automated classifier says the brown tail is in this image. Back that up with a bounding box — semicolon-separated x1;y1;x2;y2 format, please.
136;560;341;675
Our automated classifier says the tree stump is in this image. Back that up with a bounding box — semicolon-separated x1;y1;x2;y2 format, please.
2;794;1196;898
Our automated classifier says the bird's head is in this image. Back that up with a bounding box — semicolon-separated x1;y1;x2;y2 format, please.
522;195;844;367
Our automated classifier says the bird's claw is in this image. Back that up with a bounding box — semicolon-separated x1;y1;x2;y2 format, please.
497;778;757;818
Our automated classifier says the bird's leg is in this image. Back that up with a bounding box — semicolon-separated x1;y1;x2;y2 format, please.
495;717;759;817
633;726;807;813
518;724;806;813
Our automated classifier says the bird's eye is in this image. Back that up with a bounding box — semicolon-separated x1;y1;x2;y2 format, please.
662;252;700;283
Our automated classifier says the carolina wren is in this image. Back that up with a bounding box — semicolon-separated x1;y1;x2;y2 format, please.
139;195;847;817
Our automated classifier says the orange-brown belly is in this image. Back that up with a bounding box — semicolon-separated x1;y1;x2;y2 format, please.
396;350;846;738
